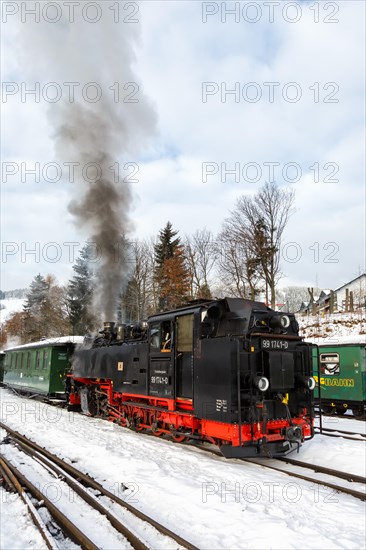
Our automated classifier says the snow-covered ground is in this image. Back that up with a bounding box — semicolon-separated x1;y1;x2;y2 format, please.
0;388;365;550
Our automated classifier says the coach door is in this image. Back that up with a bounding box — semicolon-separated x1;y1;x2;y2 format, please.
176;314;194;399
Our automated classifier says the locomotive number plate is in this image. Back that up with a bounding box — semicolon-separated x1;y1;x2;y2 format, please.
261;339;289;350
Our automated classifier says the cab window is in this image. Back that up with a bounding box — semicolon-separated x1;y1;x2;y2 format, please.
150;321;172;352
150;323;161;350
161;320;172;351
177;314;193;353
320;353;340;375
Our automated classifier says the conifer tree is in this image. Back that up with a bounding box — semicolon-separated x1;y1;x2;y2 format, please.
24;274;49;312
23;274;68;341
159;247;191;310
154;223;190;310
154;221;180;268
23;274;49;341
67;245;97;334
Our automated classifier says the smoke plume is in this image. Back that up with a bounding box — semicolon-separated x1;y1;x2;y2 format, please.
16;7;156;319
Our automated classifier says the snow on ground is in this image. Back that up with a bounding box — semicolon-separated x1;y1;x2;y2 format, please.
0;487;48;550
315;411;366;437
0;388;365;550
1;442;132;549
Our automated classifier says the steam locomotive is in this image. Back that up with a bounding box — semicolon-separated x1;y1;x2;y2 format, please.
67;298;315;457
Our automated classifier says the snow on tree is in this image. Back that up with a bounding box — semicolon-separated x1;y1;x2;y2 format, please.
67;245;98;334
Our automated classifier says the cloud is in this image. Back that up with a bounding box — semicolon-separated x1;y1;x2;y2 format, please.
1;0;365;291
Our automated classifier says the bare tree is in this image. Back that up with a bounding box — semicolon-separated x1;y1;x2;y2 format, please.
216;226;262;299
184;229;217;299
221;183;295;307
120;239;156;321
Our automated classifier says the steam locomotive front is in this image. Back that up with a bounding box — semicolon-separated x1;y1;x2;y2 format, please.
202;299;315;458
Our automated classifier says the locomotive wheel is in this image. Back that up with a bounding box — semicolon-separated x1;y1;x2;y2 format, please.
119;418;128;427
133;411;146;431
336;407;347;415
133;417;144;431
151;420;164;437
172;434;187;443
352;406;366;420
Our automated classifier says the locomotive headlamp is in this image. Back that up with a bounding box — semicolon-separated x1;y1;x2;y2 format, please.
280;315;290;328
296;375;316;390
254;376;270;392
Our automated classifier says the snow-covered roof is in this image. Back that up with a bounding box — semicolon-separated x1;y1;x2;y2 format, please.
5;336;85;352
334;273;366;292
305;334;366;346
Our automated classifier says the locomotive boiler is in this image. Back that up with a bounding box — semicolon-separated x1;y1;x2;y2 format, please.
67;298;315;457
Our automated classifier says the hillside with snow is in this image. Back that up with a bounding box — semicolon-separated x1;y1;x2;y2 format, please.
298;311;366;342
0;298;25;324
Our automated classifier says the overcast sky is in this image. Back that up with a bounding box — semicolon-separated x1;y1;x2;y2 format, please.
1;0;365;292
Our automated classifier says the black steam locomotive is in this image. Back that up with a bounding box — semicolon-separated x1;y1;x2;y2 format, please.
68;298;315;457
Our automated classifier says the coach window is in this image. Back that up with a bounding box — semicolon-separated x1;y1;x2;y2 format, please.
14;354;18;369
43;350;48;369
320;353;340;375
27;352;31;369
35;350;41;369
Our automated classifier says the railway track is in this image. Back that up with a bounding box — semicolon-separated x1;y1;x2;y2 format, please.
190;442;366;502
243;457;366;501
314;426;366;441
276;456;366;484
0;456;61;550
0;421;198;550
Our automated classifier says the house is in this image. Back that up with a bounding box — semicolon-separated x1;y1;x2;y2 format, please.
333;274;366;312
317;289;333;314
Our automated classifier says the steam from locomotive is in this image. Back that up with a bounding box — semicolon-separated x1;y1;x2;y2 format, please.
15;10;156;319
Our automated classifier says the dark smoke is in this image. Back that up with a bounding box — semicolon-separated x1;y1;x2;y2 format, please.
54;104;135;318
16;10;156;319
68;161;132;318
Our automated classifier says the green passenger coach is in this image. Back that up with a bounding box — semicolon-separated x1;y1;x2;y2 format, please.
312;338;366;419
3;337;84;399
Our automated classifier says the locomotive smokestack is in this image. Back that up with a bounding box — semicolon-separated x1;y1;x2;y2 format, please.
103;321;116;333
15;10;156;320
